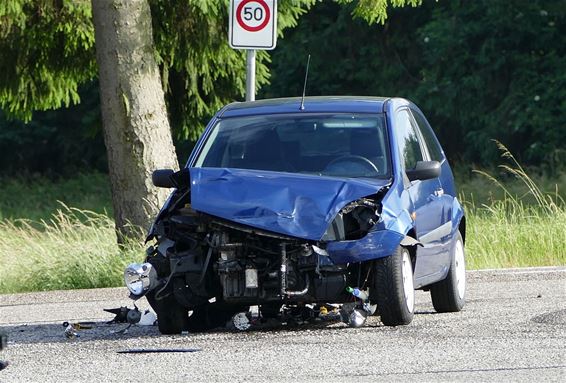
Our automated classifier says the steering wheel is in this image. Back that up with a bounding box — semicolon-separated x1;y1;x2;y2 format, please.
323;155;379;175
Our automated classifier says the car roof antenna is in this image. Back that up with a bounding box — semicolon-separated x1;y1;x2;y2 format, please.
299;54;311;111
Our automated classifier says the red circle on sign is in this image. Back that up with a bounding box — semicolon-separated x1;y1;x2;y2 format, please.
236;0;270;32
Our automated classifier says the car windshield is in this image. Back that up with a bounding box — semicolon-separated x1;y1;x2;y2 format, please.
194;113;390;178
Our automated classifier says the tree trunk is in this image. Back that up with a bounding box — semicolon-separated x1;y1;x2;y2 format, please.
91;0;178;241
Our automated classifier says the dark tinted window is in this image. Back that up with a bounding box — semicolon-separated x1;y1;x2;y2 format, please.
410;109;443;162
194;113;390;178
395;109;423;170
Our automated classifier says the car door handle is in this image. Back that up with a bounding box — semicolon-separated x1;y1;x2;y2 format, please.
428;188;444;201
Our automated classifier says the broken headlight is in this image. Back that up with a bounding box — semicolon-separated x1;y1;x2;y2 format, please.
322;198;380;241
124;263;157;296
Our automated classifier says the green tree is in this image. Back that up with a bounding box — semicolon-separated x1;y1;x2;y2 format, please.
0;0;421;238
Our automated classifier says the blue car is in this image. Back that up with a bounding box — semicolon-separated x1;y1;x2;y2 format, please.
124;96;466;334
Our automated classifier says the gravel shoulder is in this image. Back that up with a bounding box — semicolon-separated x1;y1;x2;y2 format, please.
0;267;565;382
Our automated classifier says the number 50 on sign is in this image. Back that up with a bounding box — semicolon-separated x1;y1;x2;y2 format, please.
229;0;277;50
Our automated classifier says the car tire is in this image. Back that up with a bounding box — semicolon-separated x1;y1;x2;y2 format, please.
146;290;189;335
371;246;415;326
430;231;466;312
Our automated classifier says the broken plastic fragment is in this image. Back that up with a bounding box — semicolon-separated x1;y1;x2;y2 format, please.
346;286;369;302
63;324;79;339
0;330;6;351
231;312;251;331
348;309;368;328
117;348;201;354
138;310;157;326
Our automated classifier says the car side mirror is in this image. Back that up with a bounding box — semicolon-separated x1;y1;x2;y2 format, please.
406;160;441;181
152;169;175;188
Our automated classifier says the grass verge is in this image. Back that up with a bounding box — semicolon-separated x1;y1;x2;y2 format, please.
0;206;142;294
463;142;565;269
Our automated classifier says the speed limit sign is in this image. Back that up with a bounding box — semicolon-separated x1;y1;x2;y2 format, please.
229;0;277;50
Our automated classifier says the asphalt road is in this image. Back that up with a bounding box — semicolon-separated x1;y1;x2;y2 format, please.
0;267;564;382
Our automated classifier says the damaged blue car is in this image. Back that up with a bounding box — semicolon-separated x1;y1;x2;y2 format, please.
124;96;466;334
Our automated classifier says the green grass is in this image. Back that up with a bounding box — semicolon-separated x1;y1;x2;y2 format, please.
465;200;565;269
462;142;565;269
0;206;142;294
0;145;564;293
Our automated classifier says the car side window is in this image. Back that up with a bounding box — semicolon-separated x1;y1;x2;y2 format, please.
395;109;424;170
410;109;444;162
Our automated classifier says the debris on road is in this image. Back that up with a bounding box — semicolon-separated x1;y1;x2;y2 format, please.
104;306;134;324
0;330;9;371
104;306;157;326
63;323;80;339
0;330;6;350
117;348;201;354
62;322;94;330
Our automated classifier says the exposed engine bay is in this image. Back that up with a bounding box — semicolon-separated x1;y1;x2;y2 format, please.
125;169;388;333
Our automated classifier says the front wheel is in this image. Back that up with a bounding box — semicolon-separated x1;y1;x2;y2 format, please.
371;246;415;326
430;231;466;312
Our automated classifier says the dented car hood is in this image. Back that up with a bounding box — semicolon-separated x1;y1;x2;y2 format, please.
189;167;390;241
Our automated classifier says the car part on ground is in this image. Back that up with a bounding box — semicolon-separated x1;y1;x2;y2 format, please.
0;330;8;372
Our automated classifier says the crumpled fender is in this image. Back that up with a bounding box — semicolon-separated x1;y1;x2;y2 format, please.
326;229;405;264
326;183;416;263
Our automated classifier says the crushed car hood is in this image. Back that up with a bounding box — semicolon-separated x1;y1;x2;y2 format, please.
189;167;390;241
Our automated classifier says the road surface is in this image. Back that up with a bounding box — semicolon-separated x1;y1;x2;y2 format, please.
0;267;564;382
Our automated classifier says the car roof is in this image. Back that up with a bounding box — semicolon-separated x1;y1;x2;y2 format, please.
219;96;390;118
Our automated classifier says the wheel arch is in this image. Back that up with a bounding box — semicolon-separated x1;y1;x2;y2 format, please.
458;215;466;244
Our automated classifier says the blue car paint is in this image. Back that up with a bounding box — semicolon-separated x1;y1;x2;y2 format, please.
189;167;391;241
325;229;405;263
168;97;464;278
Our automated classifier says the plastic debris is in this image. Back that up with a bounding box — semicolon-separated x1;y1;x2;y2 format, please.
63;323;79;339
138;310;157;326
231;312;252;331
62;322;94;330
346;286;369;301
104;306;134;324
0;331;8;372
105;306;157;326
117;348;201;354
0;330;6;351
126;307;142;324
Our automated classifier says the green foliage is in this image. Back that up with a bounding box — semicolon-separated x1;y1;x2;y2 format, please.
0;0;417;141
337;0;421;25
0;82;105;176
415;0;566;169
0;0;96;120
149;0;318;140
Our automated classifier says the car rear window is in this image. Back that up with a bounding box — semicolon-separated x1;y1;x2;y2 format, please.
194;113;390;178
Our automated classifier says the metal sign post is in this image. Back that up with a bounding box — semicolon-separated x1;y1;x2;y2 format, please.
229;0;277;102
246;50;256;101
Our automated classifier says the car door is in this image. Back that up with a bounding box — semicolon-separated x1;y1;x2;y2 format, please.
394;108;445;285
409;108;454;268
